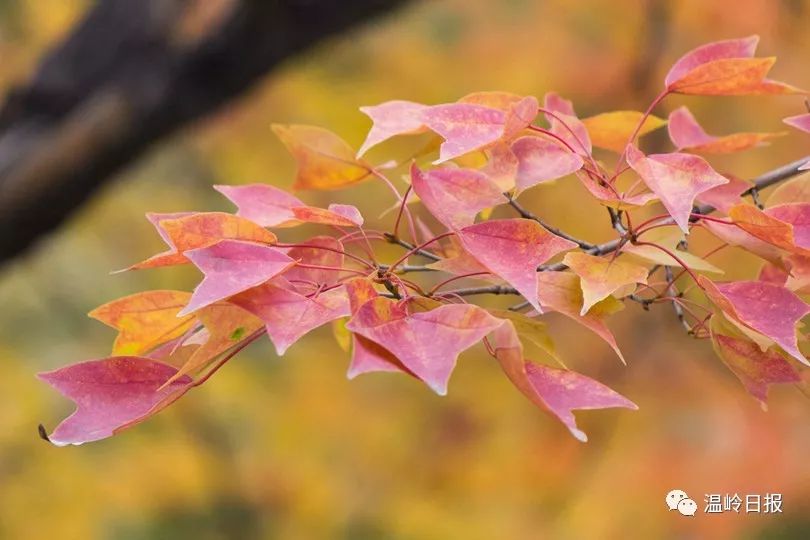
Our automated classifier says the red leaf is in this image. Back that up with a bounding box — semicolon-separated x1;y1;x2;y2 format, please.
626;144;728;232
38;357;193;446
283;236;345;287
179;240;295;316
700;277;810;365
410;163;504;230
345;299;502;395
458;219;578;313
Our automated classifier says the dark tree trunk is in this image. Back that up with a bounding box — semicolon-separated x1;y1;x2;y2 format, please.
0;0;409;265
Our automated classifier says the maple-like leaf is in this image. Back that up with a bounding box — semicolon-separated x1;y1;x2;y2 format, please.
511;136;584;191
341;278;410;379
167;302;265;384
491;322;636;442
710;325;800;406
622;229;724;274
487;309;558;362
728;203;797;253
766;203;810;251
357;100;430;157
38;357;193;446
458;219;578;313
542;92;592;156
784;113;810;133
581;111;666;153
576;171;657;210
88;290;196;355
700;277;810;365
668;106;782;153
291;204;364;227
283;236;345;287
767;175;810;207
410;163;503;230
178;240;296;316
665;36;801;95
130;212;277;270
214;184;304;227
626;144;728;232
423;95;538;163
231;279;350;356
694;174;751;213
272;124;372;190
536;271;625;363
563;252;648;315
346;298;502;395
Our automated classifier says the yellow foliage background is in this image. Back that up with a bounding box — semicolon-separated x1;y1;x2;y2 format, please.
1;1;810;538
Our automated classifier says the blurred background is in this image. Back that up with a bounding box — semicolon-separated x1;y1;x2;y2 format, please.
1;0;810;538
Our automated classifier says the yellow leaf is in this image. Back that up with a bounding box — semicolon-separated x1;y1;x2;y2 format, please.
581;111;666;152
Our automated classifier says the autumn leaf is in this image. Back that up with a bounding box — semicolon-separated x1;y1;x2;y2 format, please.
710;321;800;407
626;144;728;232
214;184;304;227
410;163;504;230
767;174;810;206
272;124;372;190
458;219;578;313
581;111;666;153
536;271;626;363
231;279;350;356
700;277;810;365
283;236;346;287
357;100;430;157
766;203;810;251
291;203;364;227
576;171;657;210
621;229;724;274
728;203;797;253
511;135;584;191
88;290;195;355
694;174;751;213
130;212;277;270
38;357;193;446
178;240;296;316
664;36;801;95
487;309;558;362
563;252;648;315
668;106;782;153
346;298;502;395
342;278;410;379
542;92;592;156
422;95;537;163
490;322;636;442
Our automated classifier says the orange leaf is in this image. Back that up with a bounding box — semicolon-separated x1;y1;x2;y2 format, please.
89;290;196;355
272;124;372;190
581;111;666;152
563;252;648;315
668;57;795;96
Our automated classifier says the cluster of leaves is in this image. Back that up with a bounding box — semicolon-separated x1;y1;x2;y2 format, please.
39;36;810;446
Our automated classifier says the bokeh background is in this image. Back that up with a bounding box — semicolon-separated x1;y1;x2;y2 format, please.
1;1;810;538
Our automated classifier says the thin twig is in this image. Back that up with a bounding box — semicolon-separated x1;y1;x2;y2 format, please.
505;195;596;249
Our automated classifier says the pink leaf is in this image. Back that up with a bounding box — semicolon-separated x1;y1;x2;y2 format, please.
711;332;800;406
542;92;592;156
700;277;810;365
283;236;345;287
179;240;296;316
38;357;192;446
664;35;759;88
357;100;430;157
231;280;350;355
766;203;810;250
214;184;304;227
694;174;751;213
784;113;810;133
345;299;502;395
626;144;728;232
422;103;506;163
491;322;636;442
458;219;578;313
511;135;584;191
410;163;504;230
